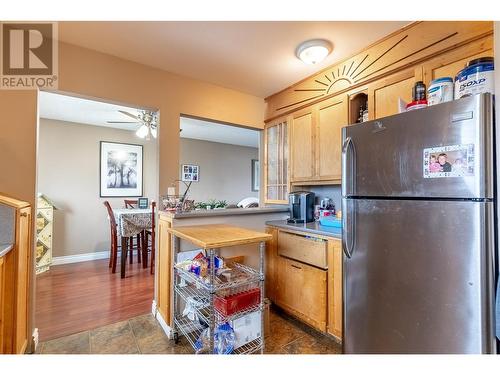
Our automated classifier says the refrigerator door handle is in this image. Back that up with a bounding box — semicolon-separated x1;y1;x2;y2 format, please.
342;136;355;197
342;198;354;258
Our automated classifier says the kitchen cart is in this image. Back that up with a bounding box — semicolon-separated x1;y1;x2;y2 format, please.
168;224;271;354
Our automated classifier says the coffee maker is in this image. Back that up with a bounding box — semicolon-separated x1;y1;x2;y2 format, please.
287;191;315;223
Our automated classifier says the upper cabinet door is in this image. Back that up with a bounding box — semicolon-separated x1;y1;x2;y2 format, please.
421;38;493;85
264;119;289;204
290;108;315;182
315;94;348;182
368;67;423;120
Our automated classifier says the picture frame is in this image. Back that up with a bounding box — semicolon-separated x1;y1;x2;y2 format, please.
181;164;199;182
251;159;260;192
138;197;149;209
100;141;143;197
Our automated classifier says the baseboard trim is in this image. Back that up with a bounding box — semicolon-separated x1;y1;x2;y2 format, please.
152;300;172;339
52;250;110;266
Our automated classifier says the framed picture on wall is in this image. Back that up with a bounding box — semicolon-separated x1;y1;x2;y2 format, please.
182;164;199;182
100;141;143;197
252;159;260;192
138;197;149;209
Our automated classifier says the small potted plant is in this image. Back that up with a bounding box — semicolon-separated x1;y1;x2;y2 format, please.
214;200;228;209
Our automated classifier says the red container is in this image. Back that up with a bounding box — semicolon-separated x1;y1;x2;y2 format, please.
214;288;261;317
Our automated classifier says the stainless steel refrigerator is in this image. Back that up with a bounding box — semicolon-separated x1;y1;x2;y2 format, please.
341;93;498;354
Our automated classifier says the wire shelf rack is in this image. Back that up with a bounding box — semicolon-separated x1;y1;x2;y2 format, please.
233;337;264;355
174;262;262;292
174;316;205;350
171;231;266;355
174;315;263;355
175;284;261;325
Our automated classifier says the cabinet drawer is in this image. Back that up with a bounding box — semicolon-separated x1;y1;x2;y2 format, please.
276;256;327;331
278;231;327;269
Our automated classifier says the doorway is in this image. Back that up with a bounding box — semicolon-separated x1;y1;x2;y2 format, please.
178;115;261;209
35;91;159;342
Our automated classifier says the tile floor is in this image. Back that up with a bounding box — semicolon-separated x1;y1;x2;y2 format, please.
37;308;342;354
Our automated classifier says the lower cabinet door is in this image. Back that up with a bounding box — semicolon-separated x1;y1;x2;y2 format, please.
15;207;31;354
0;256;4;351
275;256;327;332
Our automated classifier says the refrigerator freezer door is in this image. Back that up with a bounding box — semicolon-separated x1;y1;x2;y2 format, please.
343;198;496;354
341;94;494;199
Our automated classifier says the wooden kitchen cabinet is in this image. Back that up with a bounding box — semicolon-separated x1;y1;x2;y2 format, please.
289;94;348;185
265;23;493;189
315;94;348;182
290;107;315;182
276;255;327;332
422;36;493;86
264;227;278;302
264;118;289;204
0;195;32;354
13;206;31;354
266;226;343;340
368;67;423;120
0;255;5;352
156;215;173;326
327;239;343;338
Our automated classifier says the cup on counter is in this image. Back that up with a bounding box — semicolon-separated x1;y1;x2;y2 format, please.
314;205;321;221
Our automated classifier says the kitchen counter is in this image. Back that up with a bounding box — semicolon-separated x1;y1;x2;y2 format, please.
266;220;342;239
160;206;288;219
0;243;13;257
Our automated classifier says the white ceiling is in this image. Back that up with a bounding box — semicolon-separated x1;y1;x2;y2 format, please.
39;91;259;147
180;117;259;148
39;91;143;131
58;21;409;97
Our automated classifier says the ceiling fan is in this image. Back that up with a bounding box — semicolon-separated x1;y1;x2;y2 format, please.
107;110;158;139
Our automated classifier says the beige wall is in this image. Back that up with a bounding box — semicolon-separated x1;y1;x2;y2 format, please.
0;36;265;351
179;138;258;205
0;40;265;208
38;119;158;257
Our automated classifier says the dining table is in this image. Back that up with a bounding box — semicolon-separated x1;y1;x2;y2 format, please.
113;208;152;278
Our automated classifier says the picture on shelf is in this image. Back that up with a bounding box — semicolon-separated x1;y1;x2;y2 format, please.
251;159;260;191
100;141;143;197
182;164;199;182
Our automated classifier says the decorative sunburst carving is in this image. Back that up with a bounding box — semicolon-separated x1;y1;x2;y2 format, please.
276;31;459;112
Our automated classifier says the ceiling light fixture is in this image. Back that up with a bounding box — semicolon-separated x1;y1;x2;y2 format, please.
296;39;333;65
135;110;158;140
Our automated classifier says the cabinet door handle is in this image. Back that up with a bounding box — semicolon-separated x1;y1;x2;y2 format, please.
291;264;302;270
20;212;28;217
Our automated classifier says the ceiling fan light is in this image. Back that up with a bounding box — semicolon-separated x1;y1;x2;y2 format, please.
150;127;157;139
136;124;149;138
296;39;333;65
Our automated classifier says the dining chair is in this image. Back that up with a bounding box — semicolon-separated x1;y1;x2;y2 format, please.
143;201;156;274
103;201;119;273
123;199;143;265
124;199;138;208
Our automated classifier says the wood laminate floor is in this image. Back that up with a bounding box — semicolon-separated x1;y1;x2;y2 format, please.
35;259;154;341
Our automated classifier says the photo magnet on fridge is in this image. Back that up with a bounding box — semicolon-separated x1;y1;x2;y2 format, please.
423;144;474;178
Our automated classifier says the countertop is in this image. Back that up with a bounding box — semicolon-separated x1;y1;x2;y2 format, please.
160;206;289;219
168;224;272;248
266;220;342;239
0;243;13;257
